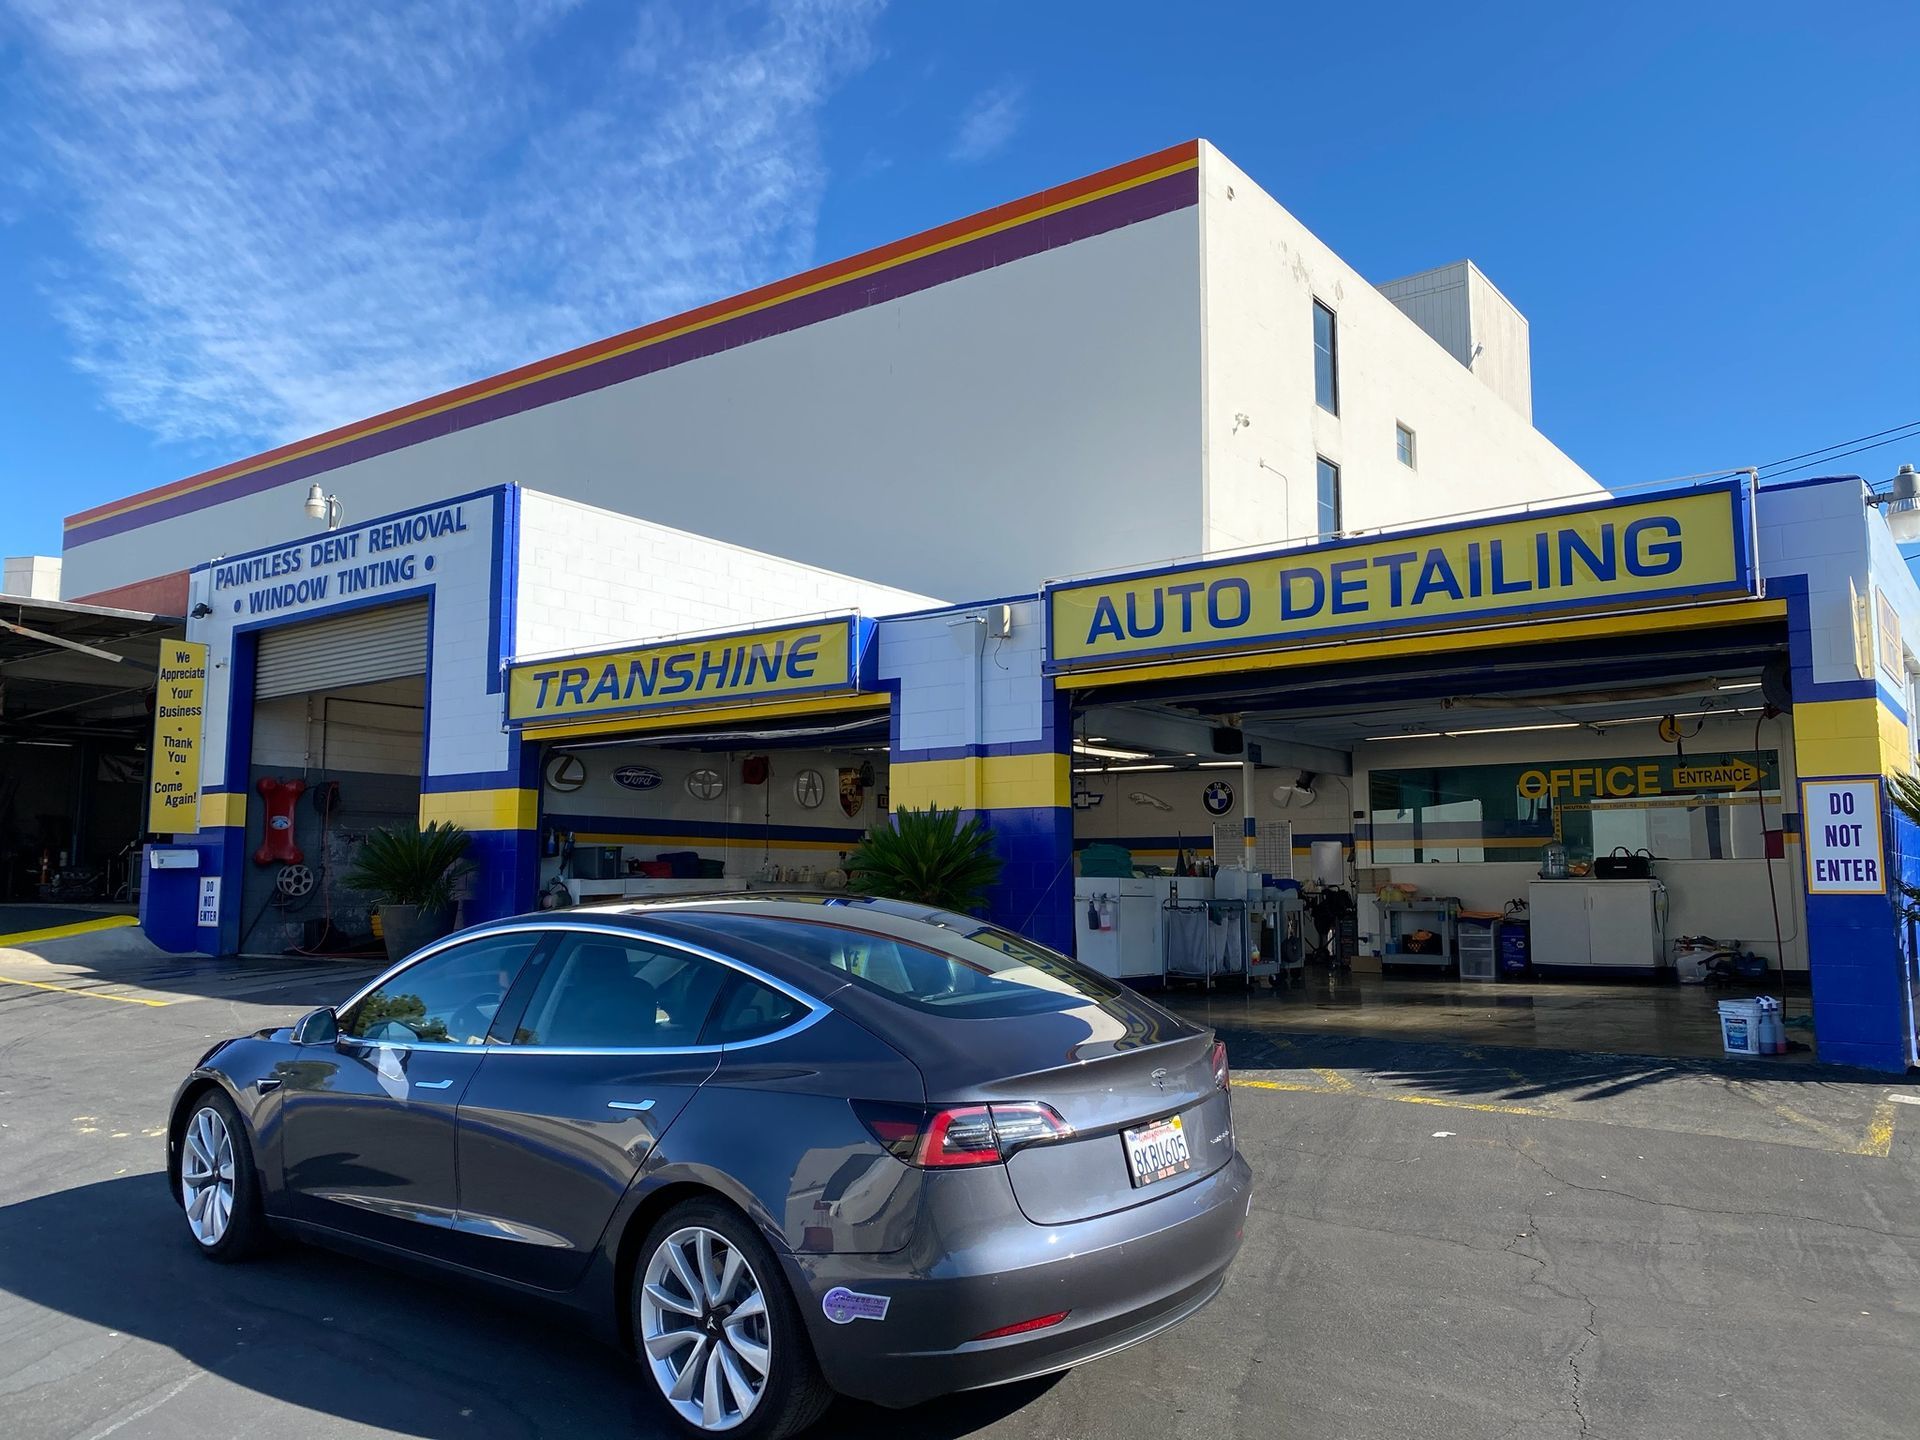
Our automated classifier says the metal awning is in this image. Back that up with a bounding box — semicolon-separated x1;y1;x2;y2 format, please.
0;594;184;742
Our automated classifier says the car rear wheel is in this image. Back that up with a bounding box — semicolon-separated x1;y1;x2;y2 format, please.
178;1090;268;1261
632;1199;831;1439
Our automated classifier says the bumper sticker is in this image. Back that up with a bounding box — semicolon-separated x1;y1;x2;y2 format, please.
822;1287;890;1325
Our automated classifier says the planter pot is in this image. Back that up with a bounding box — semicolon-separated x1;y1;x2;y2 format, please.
379;903;454;963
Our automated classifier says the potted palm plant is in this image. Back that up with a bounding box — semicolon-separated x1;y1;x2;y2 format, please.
344;821;474;961
846;806;1003;911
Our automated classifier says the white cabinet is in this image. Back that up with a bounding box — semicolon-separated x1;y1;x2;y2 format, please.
1528;880;1667;976
1074;877;1173;980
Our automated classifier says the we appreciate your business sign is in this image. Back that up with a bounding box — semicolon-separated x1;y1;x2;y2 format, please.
1048;483;1755;671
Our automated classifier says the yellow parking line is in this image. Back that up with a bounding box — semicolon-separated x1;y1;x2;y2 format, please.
0;915;140;946
1309;1067;1353;1092
1859;1098;1897;1157
0;975;171;1007
1237;1076;1551;1119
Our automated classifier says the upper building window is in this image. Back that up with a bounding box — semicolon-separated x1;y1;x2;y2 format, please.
1396;422;1417;468
1316;456;1341;535
1312;300;1338;415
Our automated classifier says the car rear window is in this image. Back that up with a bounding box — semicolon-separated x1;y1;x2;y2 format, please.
696;913;1128;1019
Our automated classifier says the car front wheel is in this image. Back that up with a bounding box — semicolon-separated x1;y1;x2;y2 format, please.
178;1089;268;1261
632;1199;831;1439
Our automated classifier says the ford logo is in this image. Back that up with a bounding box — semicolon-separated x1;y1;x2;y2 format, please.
612;766;663;791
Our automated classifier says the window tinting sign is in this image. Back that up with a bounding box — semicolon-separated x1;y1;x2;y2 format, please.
1802;780;1885;894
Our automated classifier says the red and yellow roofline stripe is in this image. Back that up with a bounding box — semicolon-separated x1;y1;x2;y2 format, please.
67;141;1203;534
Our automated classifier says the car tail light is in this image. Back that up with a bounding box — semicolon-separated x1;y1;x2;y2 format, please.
974;1310;1071;1341
1210;1040;1231;1091
853;1100;1073;1168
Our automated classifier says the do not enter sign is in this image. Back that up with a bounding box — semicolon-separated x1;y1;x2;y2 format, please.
1801;780;1885;895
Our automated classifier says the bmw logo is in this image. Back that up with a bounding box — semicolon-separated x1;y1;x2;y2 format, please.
1203;780;1234;816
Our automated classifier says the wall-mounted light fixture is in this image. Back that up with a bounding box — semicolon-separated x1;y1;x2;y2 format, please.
1866;464;1920;542
304;484;343;530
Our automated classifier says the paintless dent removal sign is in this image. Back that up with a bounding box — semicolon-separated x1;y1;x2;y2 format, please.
1802;780;1885;894
508;619;856;724
148;639;208;832
1048;486;1751;668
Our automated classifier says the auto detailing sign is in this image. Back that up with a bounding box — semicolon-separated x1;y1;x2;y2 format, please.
208;503;471;617
148;639;207;832
1047;483;1753;670
508;617;859;725
1802;780;1885;895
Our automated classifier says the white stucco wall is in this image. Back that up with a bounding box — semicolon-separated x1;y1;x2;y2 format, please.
1196;143;1598;556
513;490;937;661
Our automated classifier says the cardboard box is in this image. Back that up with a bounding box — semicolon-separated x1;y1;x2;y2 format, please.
1349;952;1383;973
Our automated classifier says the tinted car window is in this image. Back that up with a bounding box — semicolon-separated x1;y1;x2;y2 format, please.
339;933;538;1045
697;913;1127;1019
699;975;808;1045
512;934;729;1048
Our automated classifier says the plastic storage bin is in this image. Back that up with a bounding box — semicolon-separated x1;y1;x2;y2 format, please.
1457;918;1499;981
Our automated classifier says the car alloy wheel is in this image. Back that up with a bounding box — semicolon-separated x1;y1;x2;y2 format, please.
639;1224;773;1432
180;1105;236;1247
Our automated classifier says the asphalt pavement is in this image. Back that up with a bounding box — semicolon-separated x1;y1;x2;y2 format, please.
2;931;1917;1440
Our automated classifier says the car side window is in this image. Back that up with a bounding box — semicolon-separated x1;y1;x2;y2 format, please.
699;975;809;1046
511;933;730;1049
338;933;539;1046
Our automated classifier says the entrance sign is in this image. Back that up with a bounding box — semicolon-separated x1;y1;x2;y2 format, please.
1047;482;1754;670
1802;780;1885;895
147;639;208;832
508;617;861;725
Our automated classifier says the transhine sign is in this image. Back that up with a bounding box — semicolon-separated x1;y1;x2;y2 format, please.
148;639;207;832
1801;780;1886;895
508;617;859;725
1047;484;1754;670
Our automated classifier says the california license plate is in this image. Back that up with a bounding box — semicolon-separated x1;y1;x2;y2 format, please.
1124;1114;1192;1187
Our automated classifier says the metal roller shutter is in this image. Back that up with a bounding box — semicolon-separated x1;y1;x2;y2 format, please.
254;600;429;700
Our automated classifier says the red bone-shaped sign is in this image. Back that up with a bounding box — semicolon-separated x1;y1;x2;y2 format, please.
255;776;307;866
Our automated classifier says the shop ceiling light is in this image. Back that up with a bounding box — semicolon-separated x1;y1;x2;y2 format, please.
1442;721;1582;737
1364;731;1447;741
1072;742;1157;760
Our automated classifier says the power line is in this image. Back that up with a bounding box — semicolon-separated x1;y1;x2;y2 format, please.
1762;429;1920;482
1755;419;1920;477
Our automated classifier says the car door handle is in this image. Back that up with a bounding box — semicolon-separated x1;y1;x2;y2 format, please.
415;1079;455;1090
608;1099;655;1112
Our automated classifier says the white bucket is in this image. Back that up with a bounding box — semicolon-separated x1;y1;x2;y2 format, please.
1718;999;1761;1056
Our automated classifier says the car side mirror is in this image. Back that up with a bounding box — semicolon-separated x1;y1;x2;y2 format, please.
293;1007;339;1046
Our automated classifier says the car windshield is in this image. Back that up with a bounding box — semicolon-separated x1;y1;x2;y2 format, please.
694;912;1129;1019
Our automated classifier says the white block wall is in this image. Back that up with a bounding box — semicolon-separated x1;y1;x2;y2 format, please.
878;598;1050;754
1755;477;1873;690
514;490;939;660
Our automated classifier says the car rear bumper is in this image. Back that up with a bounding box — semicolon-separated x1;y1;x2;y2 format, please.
785;1150;1253;1409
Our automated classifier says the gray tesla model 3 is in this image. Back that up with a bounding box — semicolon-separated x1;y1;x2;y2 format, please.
166;896;1253;1438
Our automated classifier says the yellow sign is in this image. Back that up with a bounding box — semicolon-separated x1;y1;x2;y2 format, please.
508;618;858;725
148;640;207;832
1048;485;1752;669
1673;760;1761;792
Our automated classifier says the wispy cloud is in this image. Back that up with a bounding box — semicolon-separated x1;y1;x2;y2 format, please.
2;0;884;447
948;81;1024;163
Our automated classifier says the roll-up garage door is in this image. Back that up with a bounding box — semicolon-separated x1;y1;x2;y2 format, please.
254;600;429;700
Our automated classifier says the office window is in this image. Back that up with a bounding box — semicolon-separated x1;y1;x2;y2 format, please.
1316;456;1341;535
1396;422;1417;468
1312;300;1338;414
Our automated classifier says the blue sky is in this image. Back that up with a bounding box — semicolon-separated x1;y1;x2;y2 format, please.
2;1;1916;558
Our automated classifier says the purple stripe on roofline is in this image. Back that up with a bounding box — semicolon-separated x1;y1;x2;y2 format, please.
68;168;1199;549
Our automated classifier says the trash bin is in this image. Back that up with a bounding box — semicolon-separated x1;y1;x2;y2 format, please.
1497;921;1531;979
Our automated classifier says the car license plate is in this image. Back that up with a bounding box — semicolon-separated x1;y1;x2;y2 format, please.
1124;1114;1192;1187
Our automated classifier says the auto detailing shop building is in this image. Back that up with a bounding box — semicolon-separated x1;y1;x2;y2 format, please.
59;141;1919;1072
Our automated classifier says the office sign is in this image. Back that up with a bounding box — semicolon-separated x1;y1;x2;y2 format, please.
1047;482;1754;670
147;639;208;832
508;617;859;725
1802;780;1886;895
